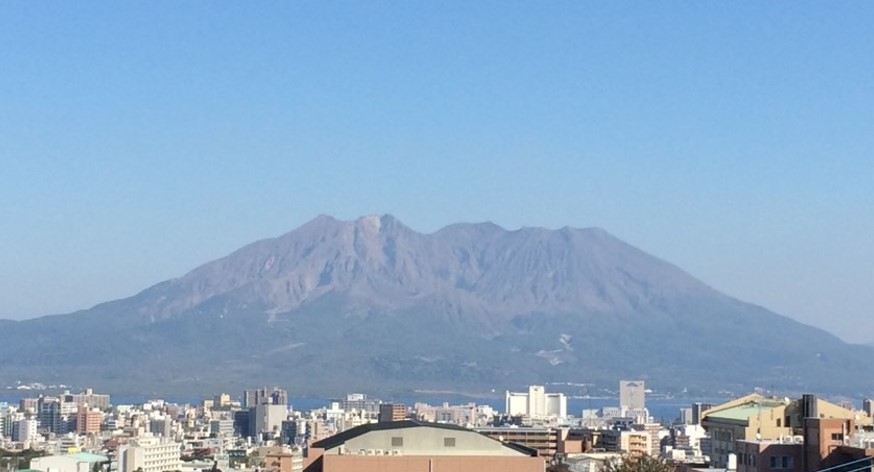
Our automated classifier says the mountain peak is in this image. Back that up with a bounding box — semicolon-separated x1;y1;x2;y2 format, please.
297;213;342;232
157;214;718;320
2;214;871;397
353;214;408;234
354;214;384;235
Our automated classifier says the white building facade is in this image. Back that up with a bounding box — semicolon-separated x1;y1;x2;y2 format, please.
505;385;567;418
118;436;182;472
15;418;38;443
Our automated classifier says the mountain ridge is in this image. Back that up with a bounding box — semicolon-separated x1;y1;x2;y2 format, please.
0;214;869;397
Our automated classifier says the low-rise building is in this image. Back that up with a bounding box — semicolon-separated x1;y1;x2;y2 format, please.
304;420;543;472
477;426;560;459
736;437;802;472
30;453;108;472
563;452;624;472
260;445;304;472
414;402;477;425
732;417;874;472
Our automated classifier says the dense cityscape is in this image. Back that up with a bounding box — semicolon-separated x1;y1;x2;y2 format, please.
1;383;873;472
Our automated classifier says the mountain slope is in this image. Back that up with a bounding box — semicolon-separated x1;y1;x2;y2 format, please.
0;215;870;398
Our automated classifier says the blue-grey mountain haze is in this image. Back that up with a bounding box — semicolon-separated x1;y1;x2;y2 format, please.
1;2;872;345
0;215;871;397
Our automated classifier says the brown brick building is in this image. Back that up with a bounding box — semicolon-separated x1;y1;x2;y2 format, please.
734;418;874;472
76;409;103;434
378;403;407;423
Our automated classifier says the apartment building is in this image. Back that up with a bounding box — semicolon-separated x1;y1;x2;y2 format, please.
62;389;111;410
378;404;407;423
477;426;560;459
703;393;872;468
76;409;103;435
117;436;182;472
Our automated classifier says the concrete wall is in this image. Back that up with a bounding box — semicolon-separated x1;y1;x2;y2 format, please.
705;420;747;467
30;456;92;472
758;443;801;472
546;394;567;418
322;455;544;472
507;392;528;416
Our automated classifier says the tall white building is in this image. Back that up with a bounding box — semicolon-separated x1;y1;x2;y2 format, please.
505;385;567;418
252;403;288;437
15;418;38;442
619;380;645;410
0;402;12;438
118;436;182;472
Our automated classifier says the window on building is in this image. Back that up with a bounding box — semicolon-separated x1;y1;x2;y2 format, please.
444;437;456;447
391;437;403;447
832;433;844;441
785;416;791;428
770;456;778;468
782;456;793;469
777;419;782;427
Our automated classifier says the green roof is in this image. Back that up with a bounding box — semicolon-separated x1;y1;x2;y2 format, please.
706;402;784;422
68;453;109;463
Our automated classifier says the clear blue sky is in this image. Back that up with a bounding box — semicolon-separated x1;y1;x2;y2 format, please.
1;2;872;342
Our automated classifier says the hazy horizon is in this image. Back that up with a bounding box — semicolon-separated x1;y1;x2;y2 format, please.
2;3;873;344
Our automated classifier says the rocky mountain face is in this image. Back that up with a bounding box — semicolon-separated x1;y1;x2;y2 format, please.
1;215;871;398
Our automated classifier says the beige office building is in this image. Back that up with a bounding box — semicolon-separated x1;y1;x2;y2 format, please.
701;393;871;468
118;436;182;472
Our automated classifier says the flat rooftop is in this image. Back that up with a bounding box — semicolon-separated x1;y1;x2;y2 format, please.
706;402;784;422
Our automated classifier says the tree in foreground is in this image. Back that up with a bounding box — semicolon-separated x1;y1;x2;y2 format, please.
605;455;674;472
548;455;675;472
